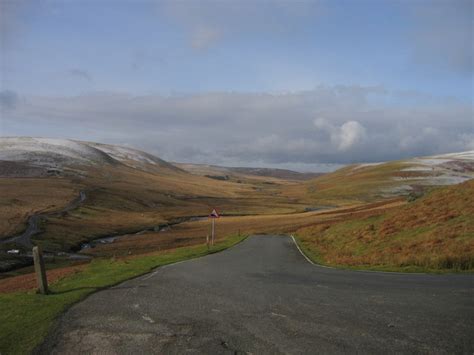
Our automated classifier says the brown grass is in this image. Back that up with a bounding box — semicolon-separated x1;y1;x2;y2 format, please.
296;180;474;271
24;163;314;252
0;263;87;293
2;154;472;273
82;198;405;257
281;160;452;206
0;178;79;239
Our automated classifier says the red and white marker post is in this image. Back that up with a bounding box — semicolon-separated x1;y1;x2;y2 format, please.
209;208;220;246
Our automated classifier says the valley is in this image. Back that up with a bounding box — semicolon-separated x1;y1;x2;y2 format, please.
0;137;473;355
0;137;473;279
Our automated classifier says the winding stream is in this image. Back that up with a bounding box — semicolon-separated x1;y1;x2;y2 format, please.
79;216;209;250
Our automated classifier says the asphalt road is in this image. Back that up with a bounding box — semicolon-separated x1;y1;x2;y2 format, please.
1;191;86;248
39;235;474;354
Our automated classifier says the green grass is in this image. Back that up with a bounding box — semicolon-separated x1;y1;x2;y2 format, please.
0;234;246;355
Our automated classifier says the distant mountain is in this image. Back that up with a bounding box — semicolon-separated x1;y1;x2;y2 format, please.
173;163;324;181
0;137;181;177
84;141;182;173
226;167;324;181
0;137;116;168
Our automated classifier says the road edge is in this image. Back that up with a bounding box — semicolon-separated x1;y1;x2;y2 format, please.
289;234;437;275
28;234;249;355
290;235;335;269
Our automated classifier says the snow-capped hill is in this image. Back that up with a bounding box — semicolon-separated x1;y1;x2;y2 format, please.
0;137;181;177
352;150;474;176
347;150;474;197
0;137;117;168
87;142;181;172
403;150;474;176
432;151;474;160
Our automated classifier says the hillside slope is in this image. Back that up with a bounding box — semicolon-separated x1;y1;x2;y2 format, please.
0;137;118;177
0;137;307;256
174;162;323;182
87;141;183;173
296;180;474;271
284;151;474;206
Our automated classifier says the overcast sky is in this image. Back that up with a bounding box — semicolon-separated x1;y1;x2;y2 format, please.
0;0;473;171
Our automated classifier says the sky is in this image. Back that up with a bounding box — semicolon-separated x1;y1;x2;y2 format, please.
0;0;473;172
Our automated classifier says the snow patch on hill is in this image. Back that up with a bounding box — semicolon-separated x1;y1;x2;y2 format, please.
87;142;181;172
0;137;181;176
388;150;474;192
433;151;474;160
0;137;116;168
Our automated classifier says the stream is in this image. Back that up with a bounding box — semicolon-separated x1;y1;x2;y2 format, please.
79;216;208;250
0;192;210;273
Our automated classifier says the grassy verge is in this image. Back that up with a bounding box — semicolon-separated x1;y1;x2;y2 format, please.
294;224;474;274
293;181;474;273
292;234;465;273
0;234;246;355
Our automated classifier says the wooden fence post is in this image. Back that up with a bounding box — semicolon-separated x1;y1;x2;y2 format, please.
33;246;48;294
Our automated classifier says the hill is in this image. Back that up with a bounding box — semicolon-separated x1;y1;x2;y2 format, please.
283;151;474;206
296;179;474;271
174;162;323;181
0;137;182;177
0;137;309;270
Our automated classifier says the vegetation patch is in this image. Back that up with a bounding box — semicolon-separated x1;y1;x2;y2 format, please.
295;180;474;272
0;234;246;355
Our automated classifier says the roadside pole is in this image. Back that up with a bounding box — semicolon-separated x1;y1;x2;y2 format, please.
211;218;215;246
33;246;48;294
209;208;220;247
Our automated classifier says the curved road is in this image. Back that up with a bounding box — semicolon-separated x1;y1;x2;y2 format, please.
1;191;87;248
40;235;474;354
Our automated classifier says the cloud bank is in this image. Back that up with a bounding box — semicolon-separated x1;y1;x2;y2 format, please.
0;86;472;171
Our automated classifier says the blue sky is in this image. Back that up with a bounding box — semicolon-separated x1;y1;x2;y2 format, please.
0;0;473;171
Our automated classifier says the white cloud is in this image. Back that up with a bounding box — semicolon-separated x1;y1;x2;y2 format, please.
1;86;472;168
314;118;367;151
335;121;366;151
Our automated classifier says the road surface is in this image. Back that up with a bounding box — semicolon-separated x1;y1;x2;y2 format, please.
1;191;86;248
39;235;474;354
